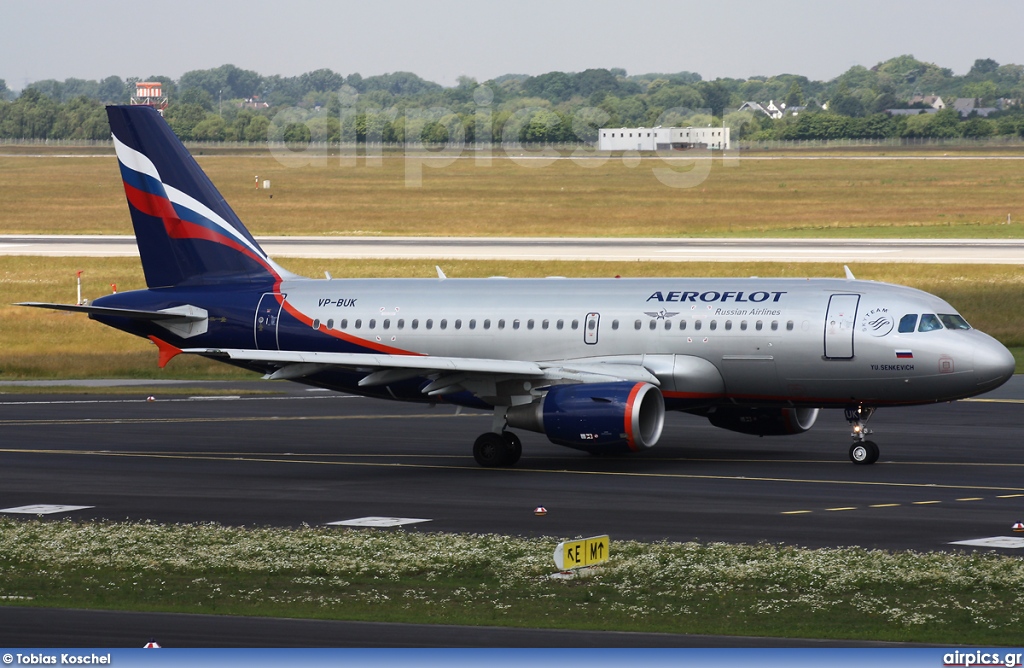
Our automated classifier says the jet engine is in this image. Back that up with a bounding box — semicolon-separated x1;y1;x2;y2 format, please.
706;406;820;436
506;381;665;453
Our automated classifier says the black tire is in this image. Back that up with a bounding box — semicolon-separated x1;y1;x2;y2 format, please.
473;432;510;467
849;440;880;465
502;431;522;466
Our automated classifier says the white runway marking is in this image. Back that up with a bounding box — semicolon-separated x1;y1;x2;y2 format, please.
326;516;432;527
1;504;94;515
949;536;1024;548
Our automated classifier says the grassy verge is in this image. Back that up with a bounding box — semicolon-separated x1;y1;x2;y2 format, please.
2;257;1023;379
3;153;1024;238
0;519;1021;644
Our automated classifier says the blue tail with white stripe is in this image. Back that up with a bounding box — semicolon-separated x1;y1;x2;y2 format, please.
107;105;294;288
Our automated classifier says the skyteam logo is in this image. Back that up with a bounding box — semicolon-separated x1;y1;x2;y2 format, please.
860;307;894;337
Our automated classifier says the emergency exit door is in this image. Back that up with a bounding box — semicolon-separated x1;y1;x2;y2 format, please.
584;312;600;345
255;292;284;350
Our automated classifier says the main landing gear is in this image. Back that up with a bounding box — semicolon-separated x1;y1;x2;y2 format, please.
845;405;879;465
472;431;522;467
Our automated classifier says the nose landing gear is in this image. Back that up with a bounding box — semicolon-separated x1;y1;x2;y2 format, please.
845;405;879;465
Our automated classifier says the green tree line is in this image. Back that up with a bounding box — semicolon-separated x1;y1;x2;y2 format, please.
3;56;1024;143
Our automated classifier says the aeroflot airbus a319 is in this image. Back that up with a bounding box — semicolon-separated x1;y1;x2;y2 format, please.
21;106;1016;467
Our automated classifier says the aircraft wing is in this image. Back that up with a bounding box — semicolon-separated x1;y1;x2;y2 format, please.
181;347;659;400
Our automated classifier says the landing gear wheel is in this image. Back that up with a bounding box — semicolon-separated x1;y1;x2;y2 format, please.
474;432;512;467
502;431;522;466
849;440;879;465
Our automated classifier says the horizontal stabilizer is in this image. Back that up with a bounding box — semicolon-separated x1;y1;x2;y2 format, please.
18;302;209;338
17;302;207;322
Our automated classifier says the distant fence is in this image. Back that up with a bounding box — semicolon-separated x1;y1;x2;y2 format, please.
737;136;1024;150
4;137;1024;151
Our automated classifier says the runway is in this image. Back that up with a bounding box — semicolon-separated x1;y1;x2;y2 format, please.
1;378;1021;646
3;235;1024;263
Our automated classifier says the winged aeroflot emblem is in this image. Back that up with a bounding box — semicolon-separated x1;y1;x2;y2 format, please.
644;309;680;320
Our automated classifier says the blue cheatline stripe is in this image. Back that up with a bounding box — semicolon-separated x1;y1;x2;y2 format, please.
117;161;166;198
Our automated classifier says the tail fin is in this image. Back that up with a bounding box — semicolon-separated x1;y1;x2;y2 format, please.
107;105;295;288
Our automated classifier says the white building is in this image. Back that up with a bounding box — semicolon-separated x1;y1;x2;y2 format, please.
598;126;730;151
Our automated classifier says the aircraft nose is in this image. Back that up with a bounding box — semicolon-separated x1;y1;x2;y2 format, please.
975;337;1016;391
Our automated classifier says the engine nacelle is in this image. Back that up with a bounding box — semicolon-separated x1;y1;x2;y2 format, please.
706;406;820;436
506;381;665;453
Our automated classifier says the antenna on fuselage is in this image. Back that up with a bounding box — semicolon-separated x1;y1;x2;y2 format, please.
844;265;856;280
436;266;447;280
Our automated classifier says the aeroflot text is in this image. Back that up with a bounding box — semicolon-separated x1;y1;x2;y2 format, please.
11;655;111;665
646;291;787;303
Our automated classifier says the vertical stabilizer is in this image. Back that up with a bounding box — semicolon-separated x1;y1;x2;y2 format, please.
107;105;294;288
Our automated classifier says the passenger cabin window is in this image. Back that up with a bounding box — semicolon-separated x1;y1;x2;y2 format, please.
939;314;971;330
572;320;579;330
341;319;348;329
918;314;943;332
898;314;918;333
634;320;642;330
611;320;619;330
440;319;448;330
368;319;376;329
425;319;433;329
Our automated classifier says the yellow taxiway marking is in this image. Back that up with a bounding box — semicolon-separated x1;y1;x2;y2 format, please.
961;398;1024;404
786;494;1023;514
0;413;476;427
825;507;857;512
2;448;1024;497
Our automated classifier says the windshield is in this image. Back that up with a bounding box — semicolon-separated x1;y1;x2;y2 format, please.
938;313;972;330
918;314;943;332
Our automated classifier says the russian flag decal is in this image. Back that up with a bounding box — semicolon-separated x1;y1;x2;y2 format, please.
895;350;914;359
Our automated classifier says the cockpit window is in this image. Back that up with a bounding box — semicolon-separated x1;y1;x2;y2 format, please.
938;314;971;330
898;314;918;333
918;314;943;332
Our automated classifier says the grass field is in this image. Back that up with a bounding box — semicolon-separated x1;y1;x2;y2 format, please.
3;519;1023;645
2;151;1024;238
1;256;1022;379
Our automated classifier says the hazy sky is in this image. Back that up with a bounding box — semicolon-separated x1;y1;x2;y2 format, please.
3;0;1021;89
